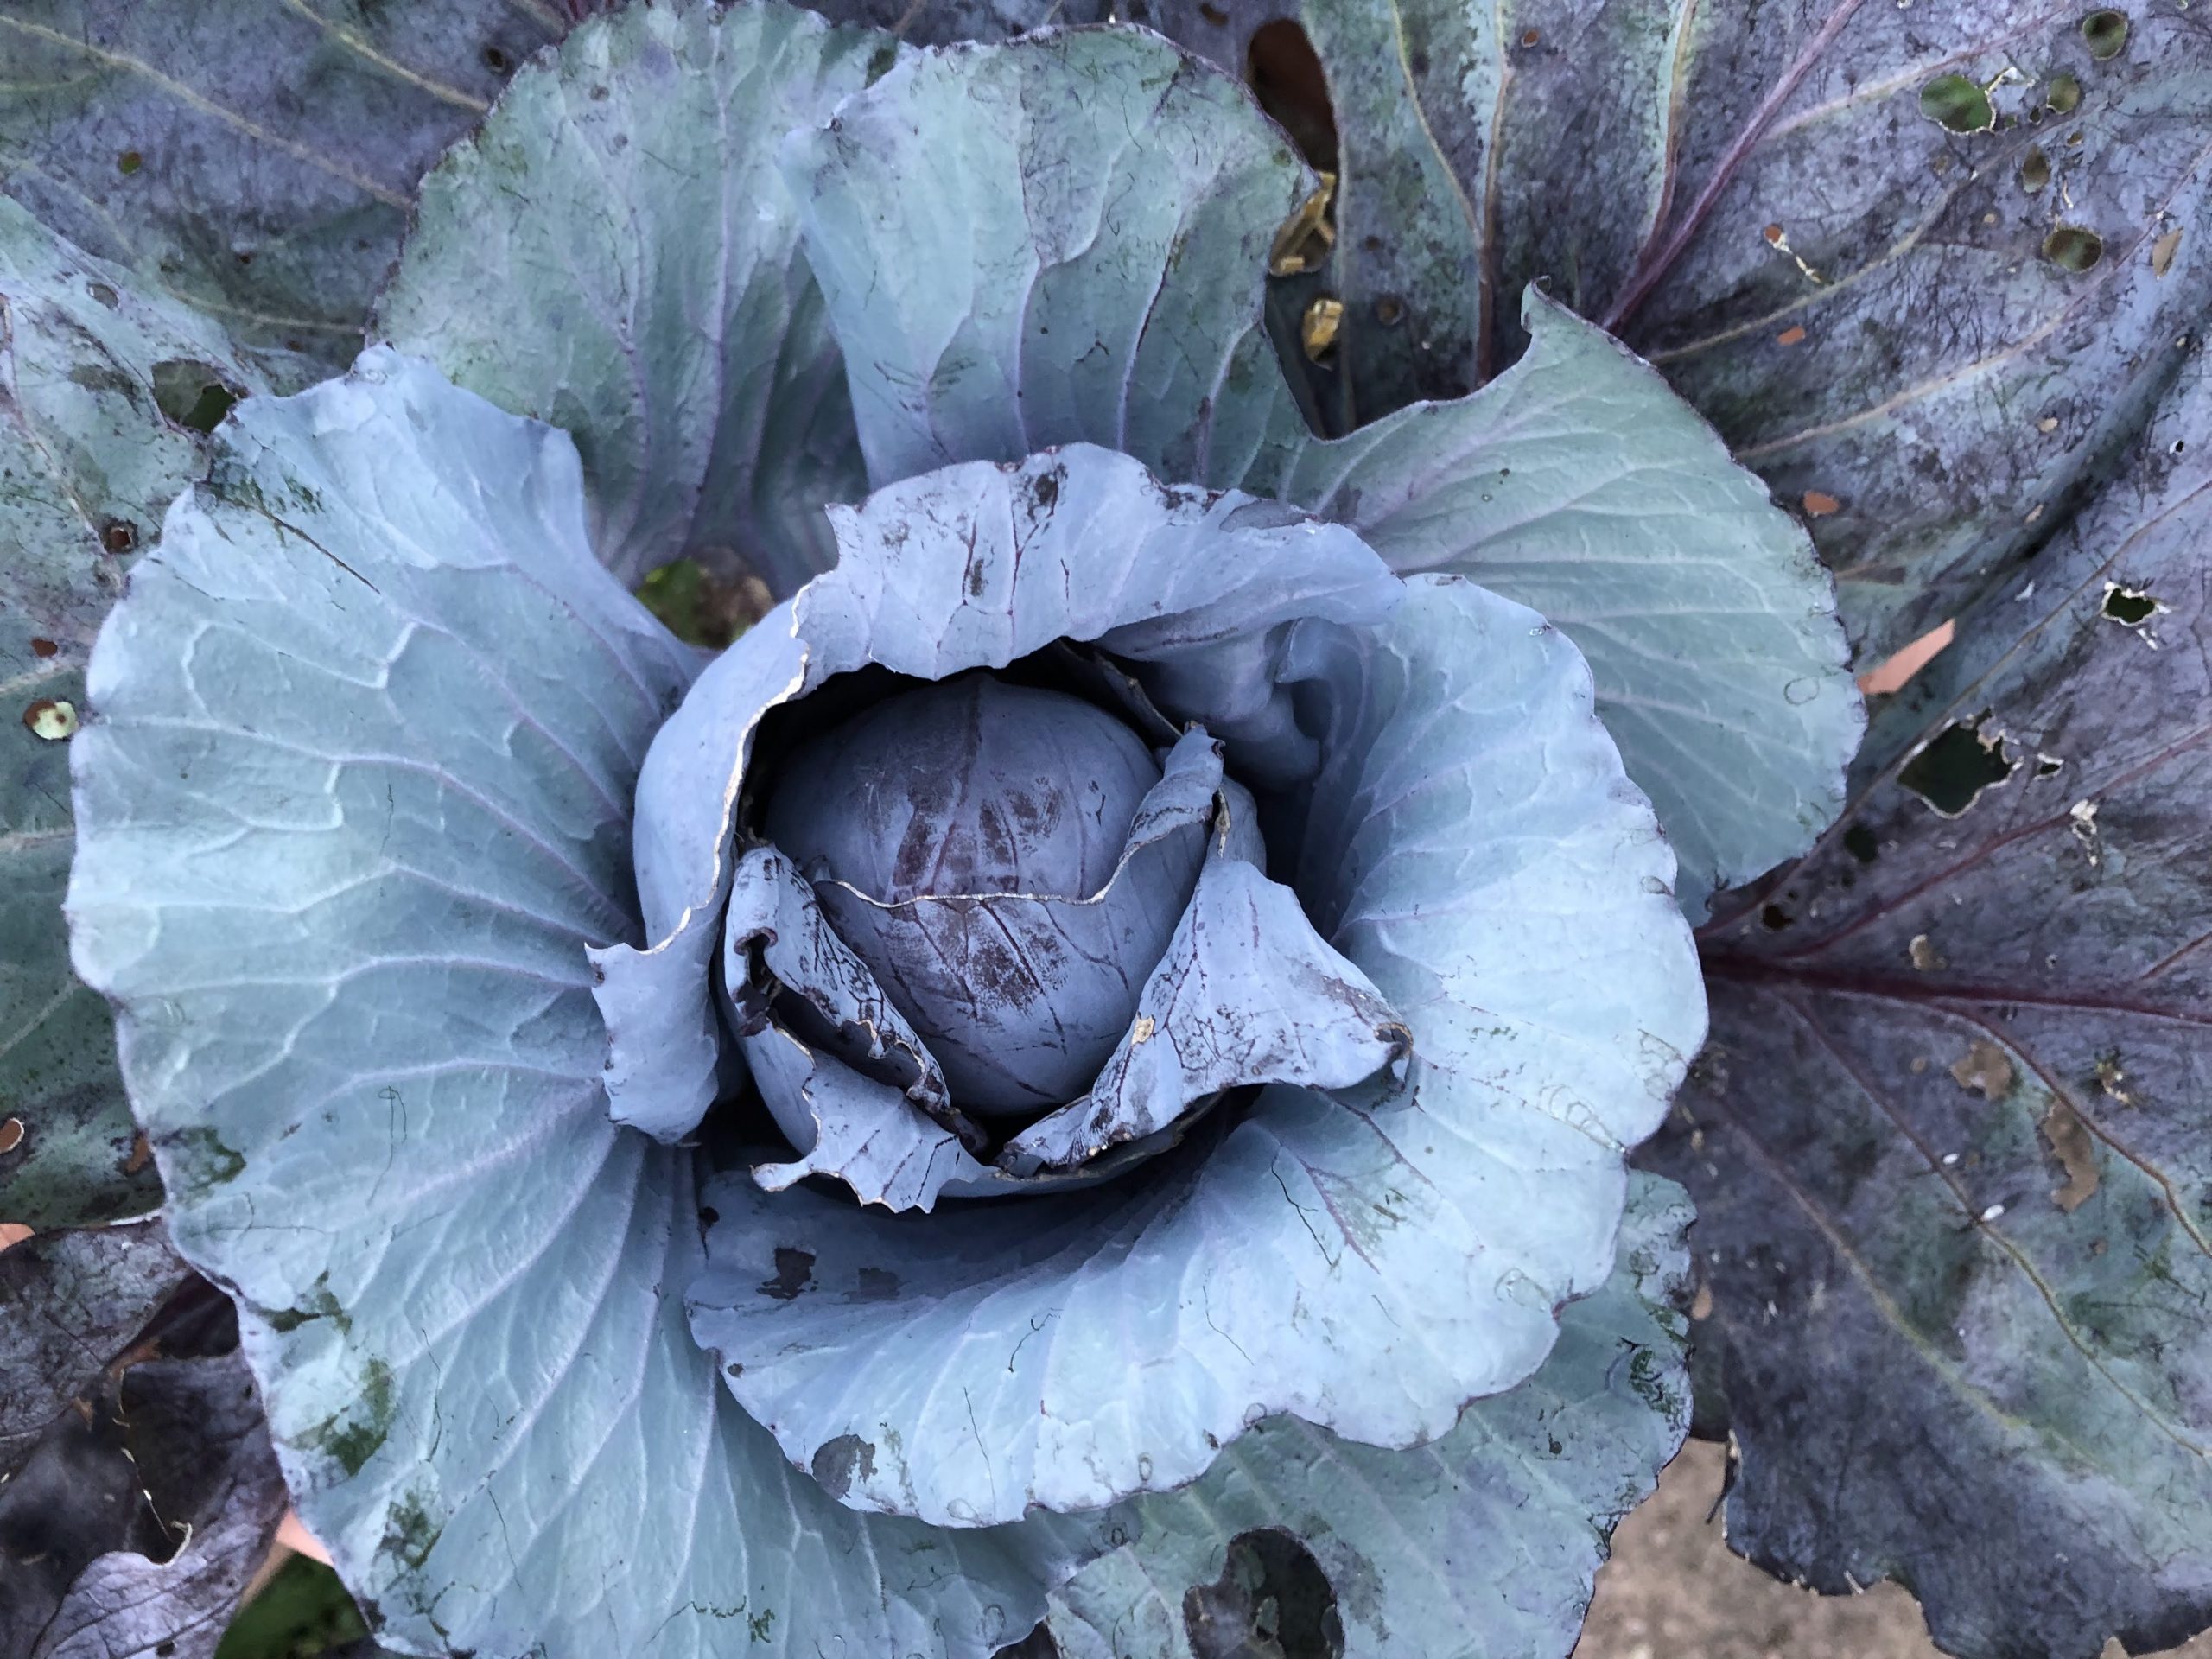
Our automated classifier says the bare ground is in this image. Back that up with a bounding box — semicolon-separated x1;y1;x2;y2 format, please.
1577;1440;2212;1659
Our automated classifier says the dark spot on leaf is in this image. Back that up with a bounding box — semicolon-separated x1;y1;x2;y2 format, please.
0;1116;22;1154
29;637;58;658
321;1357;395;1477
1843;823;1880;863
810;1433;876;1500
1900;716;2016;817
2043;225;2104;272
1918;73;1995;134
117;149;142;175
1246;21;1338;172
2045;72;2082;115
995;1624;1063;1659
2019;146;2052;193
699;1205;719;1227
482;44;512;72
2101;583;2158;625
103;518;138;553
1373;294;1406;327
853;1267;899;1301
1801;489;1841;517
760;1246;815;1300
150;359;242;434
2036;755;2065;778
1184;1529;1345;1659
2081;9;2128;59
1760;904;1793;931
1198;1;1228;22
1519;27;1541;46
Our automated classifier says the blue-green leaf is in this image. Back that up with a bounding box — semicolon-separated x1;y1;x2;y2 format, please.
1258;293;1863;918
1046;1172;1694;1659
787;26;1313;493
376;0;886;592
0;197;265;1227
65;351;1084;1659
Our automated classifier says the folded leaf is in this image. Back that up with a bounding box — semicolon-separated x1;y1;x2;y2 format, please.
1001;779;1407;1175
1259;293;1863;918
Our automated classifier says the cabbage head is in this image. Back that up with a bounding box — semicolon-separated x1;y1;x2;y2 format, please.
52;5;1861;1656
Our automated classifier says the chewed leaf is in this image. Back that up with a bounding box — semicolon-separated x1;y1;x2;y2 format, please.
0;0;562;379
66;352;1094;1657
1257;294;1862;919
377;0;883;592
1643;323;2212;1659
722;845;953;1116
1142;0;2212;663
1046;1173;1694;1659
689;572;1702;1530
0;198;268;1227
743;1026;988;1213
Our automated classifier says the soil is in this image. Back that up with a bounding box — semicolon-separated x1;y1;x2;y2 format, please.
1578;1440;2212;1659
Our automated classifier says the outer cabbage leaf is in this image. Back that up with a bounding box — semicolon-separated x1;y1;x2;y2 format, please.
1045;1171;1694;1659
375;0;885;593
790;25;1859;918
688;565;1703;1529
1641;331;2212;1656
0;197;267;1226
1;1239;285;1659
0;1219;187;1470
1139;0;2212;661
66;352;1089;1659
10;1350;288;1659
0;0;565;382
787;26;1313;494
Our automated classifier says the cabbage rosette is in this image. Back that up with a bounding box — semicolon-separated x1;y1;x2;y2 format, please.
60;6;1859;1657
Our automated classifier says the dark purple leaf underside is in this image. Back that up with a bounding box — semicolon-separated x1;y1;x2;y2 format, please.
1643;338;2212;1659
